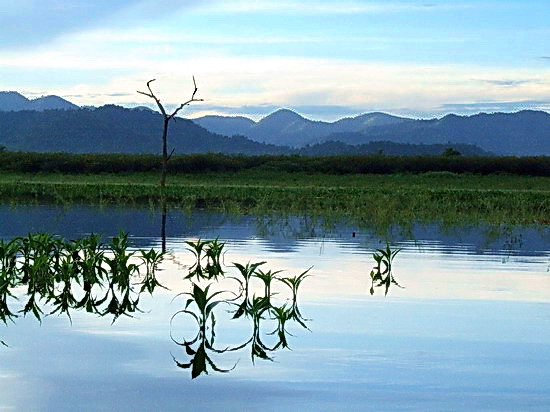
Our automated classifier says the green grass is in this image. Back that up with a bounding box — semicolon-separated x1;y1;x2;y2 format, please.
0;171;548;227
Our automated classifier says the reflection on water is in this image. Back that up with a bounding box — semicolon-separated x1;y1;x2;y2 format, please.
369;244;403;296
0;232;166;348
170;239;310;378
0;205;550;410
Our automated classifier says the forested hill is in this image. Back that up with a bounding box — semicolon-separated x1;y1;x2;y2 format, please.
0;105;489;156
0;105;287;155
194;109;550;155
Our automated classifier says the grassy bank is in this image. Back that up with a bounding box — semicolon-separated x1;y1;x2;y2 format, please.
0;171;549;227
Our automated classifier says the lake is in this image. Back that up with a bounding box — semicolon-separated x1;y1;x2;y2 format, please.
1;205;550;411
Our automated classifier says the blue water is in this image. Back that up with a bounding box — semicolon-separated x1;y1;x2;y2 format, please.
0;205;549;411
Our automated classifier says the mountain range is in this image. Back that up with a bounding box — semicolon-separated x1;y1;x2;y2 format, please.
194;110;409;147
0;91;548;156
193;109;550;155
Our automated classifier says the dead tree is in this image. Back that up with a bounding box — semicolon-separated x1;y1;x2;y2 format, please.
137;77;203;187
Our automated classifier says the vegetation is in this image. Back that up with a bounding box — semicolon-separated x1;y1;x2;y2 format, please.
1;234;313;377
369;244;403;296
170;239;311;378
0;170;548;227
0;231;166;347
0;152;548;175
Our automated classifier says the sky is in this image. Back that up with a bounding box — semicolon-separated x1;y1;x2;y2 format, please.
1;0;549;120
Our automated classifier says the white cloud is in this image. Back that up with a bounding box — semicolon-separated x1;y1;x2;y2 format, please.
193;0;474;14
1;16;548;119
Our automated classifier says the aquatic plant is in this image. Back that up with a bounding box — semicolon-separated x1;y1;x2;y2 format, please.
254;269;282;303
0;232;166;325
278;267;312;329
230;261;266;319
139;248;166;293
369;243;403;296
267;304;293;350
203;238;225;280
185;238;226;280
171;283;237;378
171;241;313;377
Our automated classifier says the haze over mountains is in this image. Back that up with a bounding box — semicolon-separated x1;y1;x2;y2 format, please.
0;91;549;156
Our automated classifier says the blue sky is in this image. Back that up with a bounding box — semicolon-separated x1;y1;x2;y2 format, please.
1;0;549;119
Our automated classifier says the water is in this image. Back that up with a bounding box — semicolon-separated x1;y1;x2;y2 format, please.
1;205;550;411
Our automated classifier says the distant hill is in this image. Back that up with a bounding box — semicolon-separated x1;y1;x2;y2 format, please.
2;90;547;156
193;115;255;137
321;110;550;156
0;105;487;156
193;109;409;147
0;91;78;112
0;91;29;111
0;105;287;155
194;109;550;155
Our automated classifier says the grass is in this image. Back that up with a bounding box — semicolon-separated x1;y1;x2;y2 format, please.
0;171;548;227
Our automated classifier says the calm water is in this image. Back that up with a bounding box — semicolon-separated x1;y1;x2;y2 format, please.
1;205;550;411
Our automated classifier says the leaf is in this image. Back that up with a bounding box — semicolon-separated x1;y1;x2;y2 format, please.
191;345;207;379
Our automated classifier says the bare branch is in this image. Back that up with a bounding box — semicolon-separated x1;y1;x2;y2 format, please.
137;79;167;117
167;76;204;120
167;147;176;162
146;79;157;95
137;90;154;98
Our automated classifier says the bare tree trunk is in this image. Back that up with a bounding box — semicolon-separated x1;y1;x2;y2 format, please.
161;118;169;188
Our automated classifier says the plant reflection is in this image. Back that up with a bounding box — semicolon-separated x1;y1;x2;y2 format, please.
171;239;311;379
0;232;166;345
369;243;404;296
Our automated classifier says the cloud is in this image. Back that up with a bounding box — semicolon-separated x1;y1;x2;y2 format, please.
0;0;202;49
196;0;474;14
437;100;550;114
540;56;550;61
474;79;540;87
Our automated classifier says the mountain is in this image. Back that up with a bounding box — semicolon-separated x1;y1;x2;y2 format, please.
0;105;287;155
0;104;488;156
0;91;79;112
194;109;550;155
131;106;156;112
0;92;29;111
193;109;411;147
331;112;411;132
322;110;550;156
26;95;79;111
193;115;256;137
249;109;317;145
2;90;547;155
